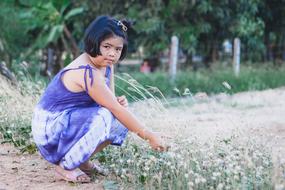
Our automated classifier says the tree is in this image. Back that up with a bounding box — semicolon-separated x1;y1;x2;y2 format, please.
19;0;84;75
259;0;285;64
0;0;84;77
229;0;265;62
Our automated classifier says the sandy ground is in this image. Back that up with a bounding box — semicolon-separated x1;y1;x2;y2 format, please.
1;87;285;190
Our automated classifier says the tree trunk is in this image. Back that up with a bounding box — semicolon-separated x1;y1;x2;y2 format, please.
63;25;80;58
186;53;197;71
264;30;273;62
46;47;54;79
211;41;218;63
54;48;63;74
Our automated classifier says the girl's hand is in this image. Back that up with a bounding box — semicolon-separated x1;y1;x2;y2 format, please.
89;55;109;68
149;134;169;152
117;95;128;107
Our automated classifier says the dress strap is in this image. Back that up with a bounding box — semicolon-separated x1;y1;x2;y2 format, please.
60;65;94;93
105;66;111;78
78;65;94;93
60;64;110;93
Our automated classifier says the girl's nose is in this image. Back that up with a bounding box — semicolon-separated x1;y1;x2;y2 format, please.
108;50;115;57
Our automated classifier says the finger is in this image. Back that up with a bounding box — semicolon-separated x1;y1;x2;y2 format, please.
122;98;129;105
119;97;127;104
161;135;172;140
160;145;169;152
121;98;127;103
122;97;128;105
157;146;165;152
94;55;105;61
119;95;126;100
94;56;105;63
94;56;108;67
117;96;124;101
118;98;124;103
165;145;170;151
117;99;127;107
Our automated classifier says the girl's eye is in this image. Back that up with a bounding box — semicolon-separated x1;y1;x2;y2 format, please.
116;48;122;52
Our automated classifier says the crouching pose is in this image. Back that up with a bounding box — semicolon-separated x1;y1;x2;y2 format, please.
32;15;167;183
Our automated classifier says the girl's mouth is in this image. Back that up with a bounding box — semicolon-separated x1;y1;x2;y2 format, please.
105;58;115;64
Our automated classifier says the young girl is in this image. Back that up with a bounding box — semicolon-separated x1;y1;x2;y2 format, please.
32;15;167;183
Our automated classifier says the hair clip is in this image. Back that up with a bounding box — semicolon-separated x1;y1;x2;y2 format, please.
117;20;128;32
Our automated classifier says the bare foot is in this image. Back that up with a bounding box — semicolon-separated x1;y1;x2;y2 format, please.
79;161;108;176
55;165;91;183
79;161;93;171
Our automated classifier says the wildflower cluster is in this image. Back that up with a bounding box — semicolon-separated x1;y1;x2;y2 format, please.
96;134;276;189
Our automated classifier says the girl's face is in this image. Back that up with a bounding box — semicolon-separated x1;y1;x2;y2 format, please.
99;35;124;65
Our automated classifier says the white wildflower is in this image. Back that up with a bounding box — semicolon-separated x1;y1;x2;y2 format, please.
184;173;189;179
188;182;194;187
201;177;206;183
222;81;231;90
217;183;224;190
275;184;285;190
194;178;200;184
234;175;239;180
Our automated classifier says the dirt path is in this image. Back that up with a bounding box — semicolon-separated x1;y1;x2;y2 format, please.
1;87;285;190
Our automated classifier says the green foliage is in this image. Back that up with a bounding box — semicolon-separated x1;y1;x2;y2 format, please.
19;0;84;53
115;64;285;100
1;0;285;68
0;0;84;63
0;1;32;58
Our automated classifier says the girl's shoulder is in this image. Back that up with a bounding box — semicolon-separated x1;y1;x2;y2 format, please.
63;62;108;91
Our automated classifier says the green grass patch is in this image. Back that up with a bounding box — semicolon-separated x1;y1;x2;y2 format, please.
115;64;285;101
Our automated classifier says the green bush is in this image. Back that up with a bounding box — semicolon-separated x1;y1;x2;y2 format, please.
115;65;285;101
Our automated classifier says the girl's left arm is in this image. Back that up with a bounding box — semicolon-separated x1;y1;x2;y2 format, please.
81;69;167;151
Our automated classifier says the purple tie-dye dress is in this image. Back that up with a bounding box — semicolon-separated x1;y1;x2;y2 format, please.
32;65;128;170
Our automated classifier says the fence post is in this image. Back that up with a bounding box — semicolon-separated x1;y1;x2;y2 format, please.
233;38;240;77
169;35;179;82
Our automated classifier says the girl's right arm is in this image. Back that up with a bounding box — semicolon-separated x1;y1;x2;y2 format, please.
82;68;167;151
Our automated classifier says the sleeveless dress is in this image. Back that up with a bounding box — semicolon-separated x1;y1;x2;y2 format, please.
32;65;128;170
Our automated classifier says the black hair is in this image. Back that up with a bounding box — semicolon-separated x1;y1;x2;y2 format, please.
83;15;132;60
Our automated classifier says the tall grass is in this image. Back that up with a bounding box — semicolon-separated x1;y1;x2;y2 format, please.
0;75;43;153
0;64;285;189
